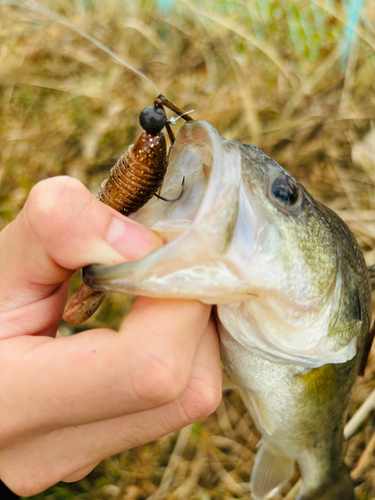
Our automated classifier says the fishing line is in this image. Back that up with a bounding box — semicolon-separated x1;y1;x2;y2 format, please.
0;0;161;95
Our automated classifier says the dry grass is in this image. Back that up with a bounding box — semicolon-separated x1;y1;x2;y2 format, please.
1;0;375;498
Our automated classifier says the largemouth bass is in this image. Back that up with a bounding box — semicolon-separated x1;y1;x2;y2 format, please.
83;120;372;500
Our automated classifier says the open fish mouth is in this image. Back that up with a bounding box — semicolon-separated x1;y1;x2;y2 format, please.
83;120;255;303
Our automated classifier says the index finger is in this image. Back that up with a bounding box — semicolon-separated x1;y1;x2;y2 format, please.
0;297;213;436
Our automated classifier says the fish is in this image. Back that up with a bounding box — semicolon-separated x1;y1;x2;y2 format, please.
82;119;372;500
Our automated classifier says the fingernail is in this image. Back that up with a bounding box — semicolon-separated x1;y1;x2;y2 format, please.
106;217;160;259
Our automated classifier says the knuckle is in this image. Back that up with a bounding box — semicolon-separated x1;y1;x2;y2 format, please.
62;464;97;483
28;176;83;214
26;177;90;238
180;375;222;423
131;353;189;407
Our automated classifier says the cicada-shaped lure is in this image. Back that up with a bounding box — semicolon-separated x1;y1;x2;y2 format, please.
98;106;168;215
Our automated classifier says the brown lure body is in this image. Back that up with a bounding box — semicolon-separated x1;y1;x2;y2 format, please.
98;130;167;216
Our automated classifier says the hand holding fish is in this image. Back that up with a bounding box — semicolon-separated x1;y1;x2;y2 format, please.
0;176;222;496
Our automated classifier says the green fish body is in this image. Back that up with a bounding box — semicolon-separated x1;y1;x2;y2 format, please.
84;121;372;499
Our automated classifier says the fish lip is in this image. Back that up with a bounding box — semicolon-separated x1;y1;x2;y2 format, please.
83;120;241;292
84;263;124;290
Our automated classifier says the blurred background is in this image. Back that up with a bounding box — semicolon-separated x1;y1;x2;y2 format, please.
1;0;375;498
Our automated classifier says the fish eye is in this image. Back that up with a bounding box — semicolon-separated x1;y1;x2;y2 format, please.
270;176;300;210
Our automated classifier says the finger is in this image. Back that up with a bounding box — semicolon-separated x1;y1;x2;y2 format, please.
0;281;71;339
0;176;162;312
0;319;221;497
0;298;212;435
62;463;100;483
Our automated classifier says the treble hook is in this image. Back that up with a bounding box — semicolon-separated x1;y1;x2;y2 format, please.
154;177;185;203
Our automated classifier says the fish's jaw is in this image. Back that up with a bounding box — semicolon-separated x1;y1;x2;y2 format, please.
83;240;256;303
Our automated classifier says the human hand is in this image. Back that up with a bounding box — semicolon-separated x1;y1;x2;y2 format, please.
0;176;222;496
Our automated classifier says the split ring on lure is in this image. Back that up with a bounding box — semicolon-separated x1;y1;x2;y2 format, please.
62;95;194;325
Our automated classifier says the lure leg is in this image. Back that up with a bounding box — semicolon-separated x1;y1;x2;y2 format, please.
154;94;194;122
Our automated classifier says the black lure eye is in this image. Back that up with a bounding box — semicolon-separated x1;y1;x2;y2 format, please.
270;176;300;209
139;105;167;134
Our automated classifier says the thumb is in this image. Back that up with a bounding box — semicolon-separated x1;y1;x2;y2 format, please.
0;176;162;311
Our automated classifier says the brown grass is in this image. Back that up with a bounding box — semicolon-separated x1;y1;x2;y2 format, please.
1;0;375;498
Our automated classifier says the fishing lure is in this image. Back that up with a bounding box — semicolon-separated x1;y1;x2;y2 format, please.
62;95;194;324
97;95;193;215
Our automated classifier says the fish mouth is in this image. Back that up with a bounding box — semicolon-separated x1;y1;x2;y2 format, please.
83;120;254;302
